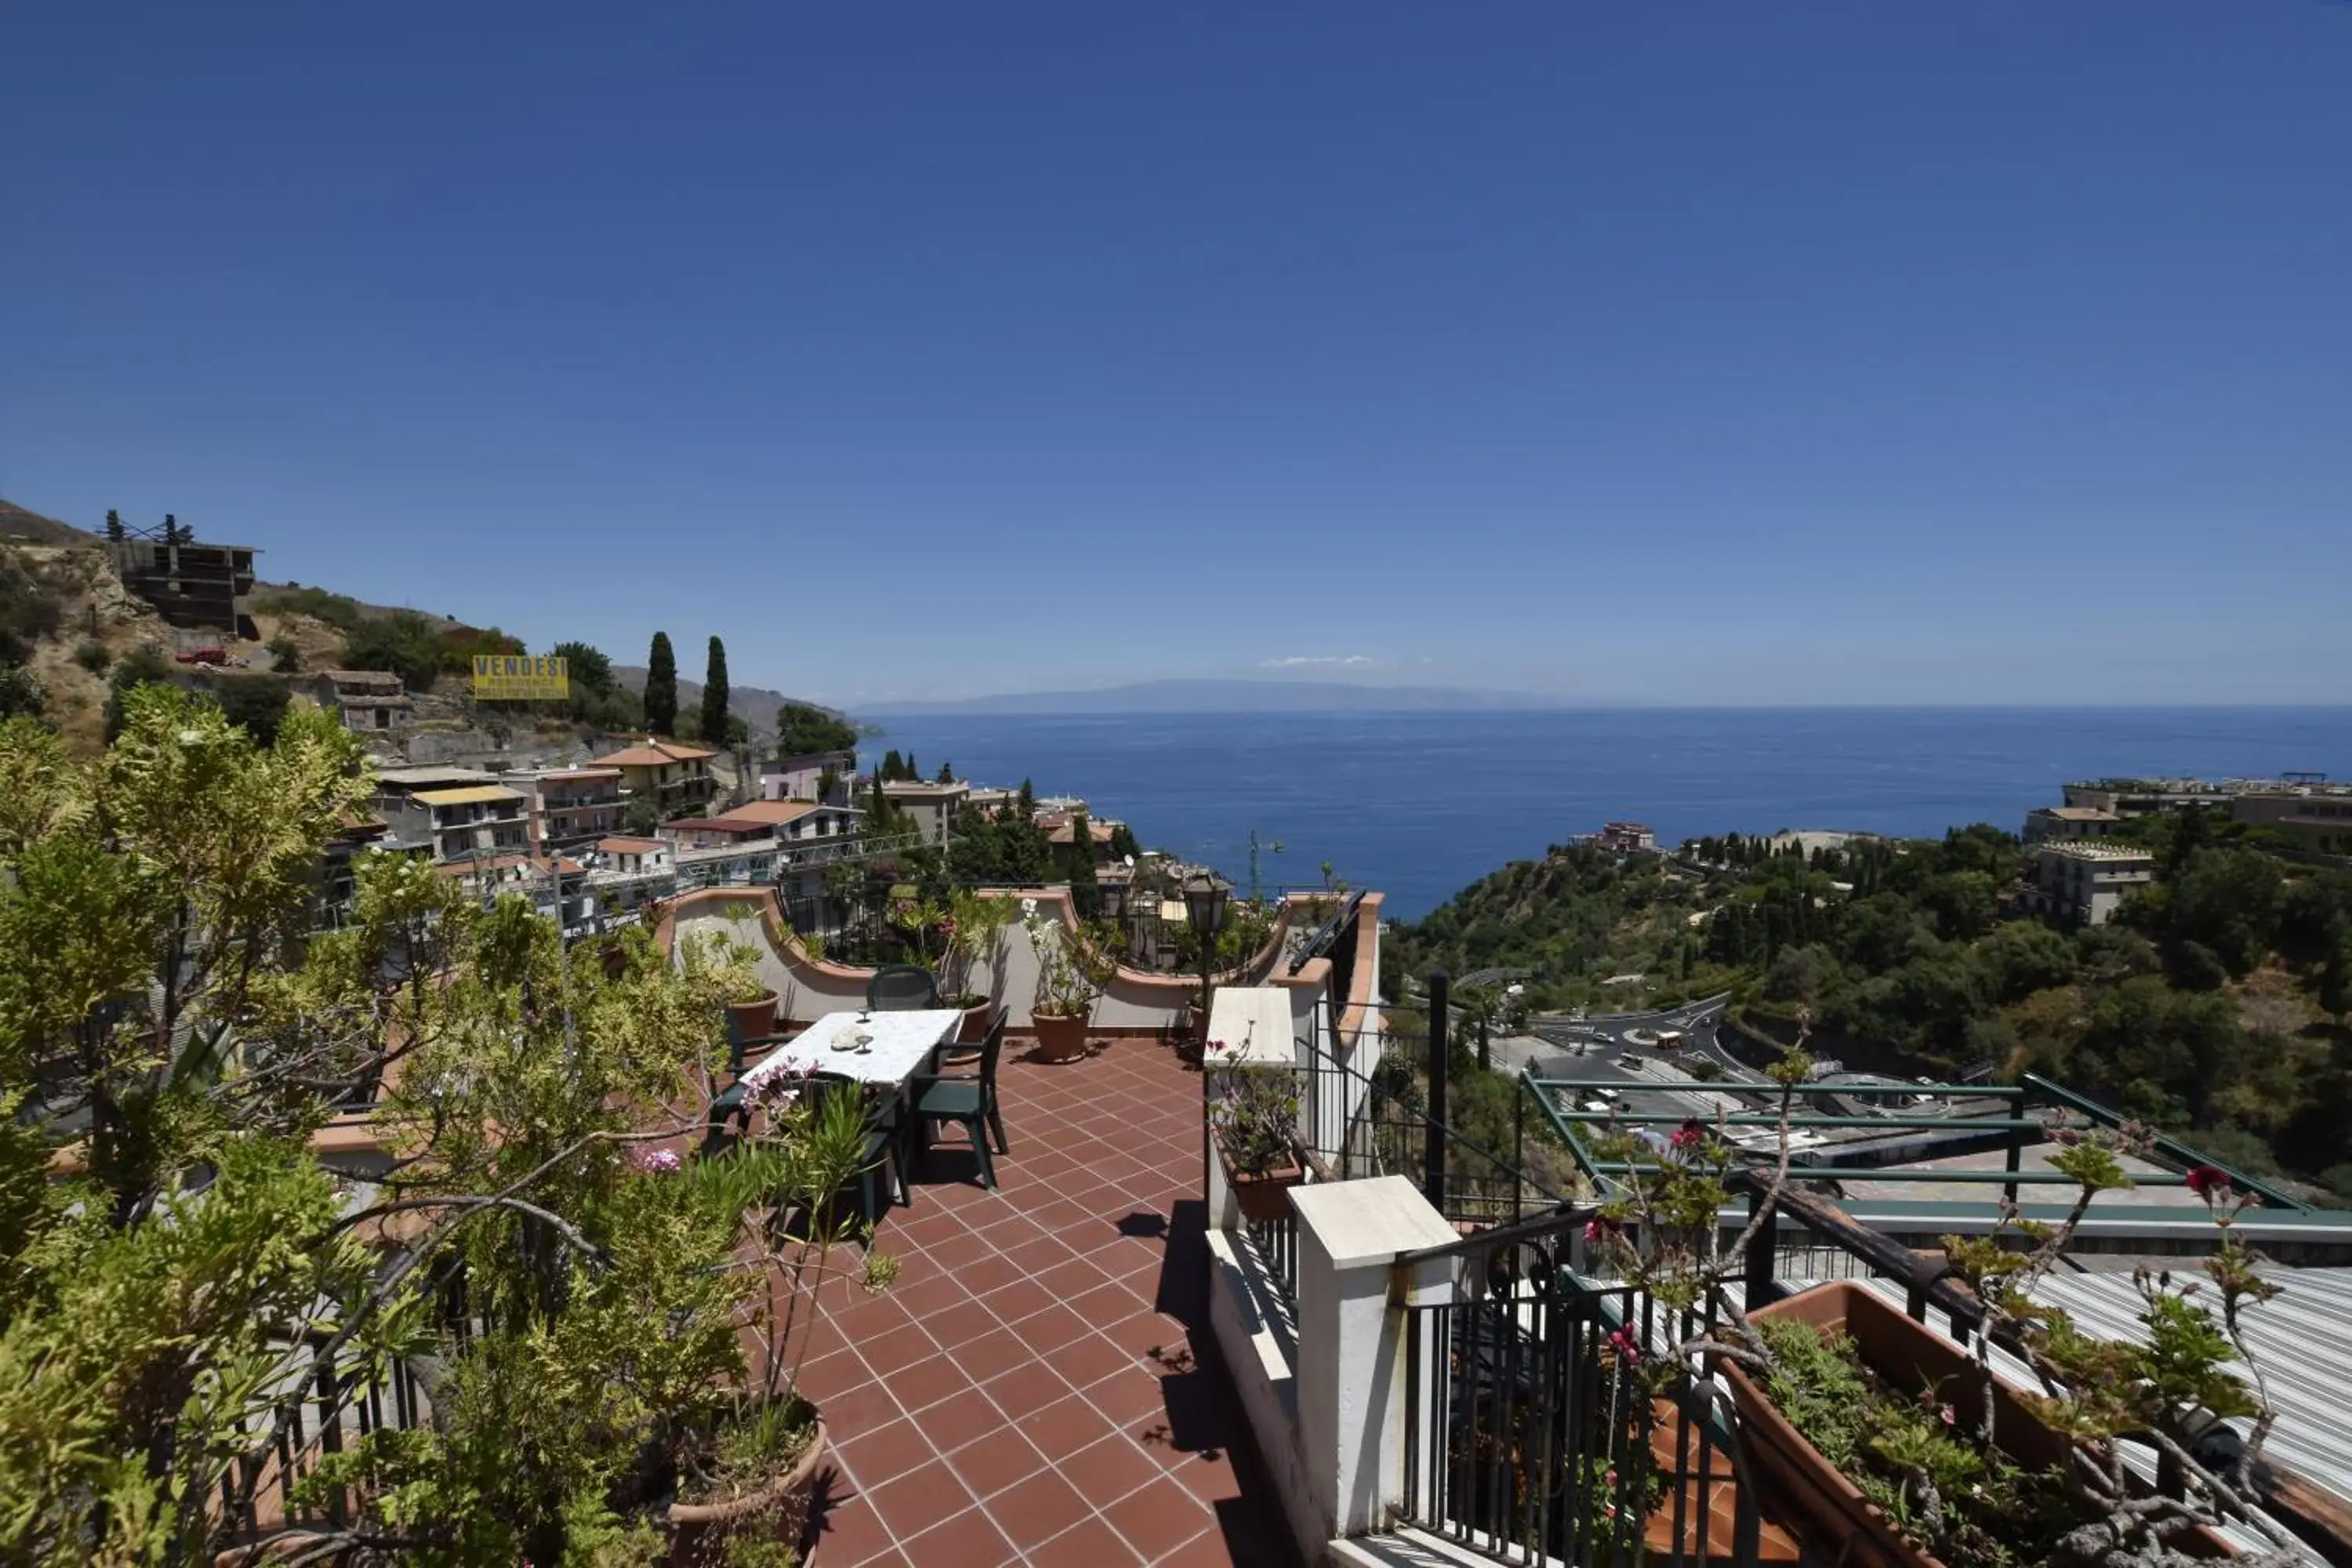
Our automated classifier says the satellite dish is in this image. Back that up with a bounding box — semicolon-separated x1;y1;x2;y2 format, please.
1124;854;1136;867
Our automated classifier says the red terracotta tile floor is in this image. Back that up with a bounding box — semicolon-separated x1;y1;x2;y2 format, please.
797;1037;1297;1567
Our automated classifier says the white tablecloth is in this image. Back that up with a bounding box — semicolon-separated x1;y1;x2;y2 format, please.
739;1009;963;1092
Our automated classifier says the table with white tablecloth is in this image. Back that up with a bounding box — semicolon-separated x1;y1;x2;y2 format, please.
737;1008;964;1094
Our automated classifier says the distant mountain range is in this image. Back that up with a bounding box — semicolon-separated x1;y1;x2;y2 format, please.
858;677;1552;717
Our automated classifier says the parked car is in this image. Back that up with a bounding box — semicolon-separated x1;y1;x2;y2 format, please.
174;647;228;666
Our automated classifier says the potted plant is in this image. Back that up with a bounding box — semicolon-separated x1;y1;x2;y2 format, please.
1583;1021;2288;1568
688;923;779;1047
1027;902;1108;1062
937;889;1014;1041
1205;1038;1305;1222
659;1080;899;1565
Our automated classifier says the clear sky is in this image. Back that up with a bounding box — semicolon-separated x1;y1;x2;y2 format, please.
5;3;2348;708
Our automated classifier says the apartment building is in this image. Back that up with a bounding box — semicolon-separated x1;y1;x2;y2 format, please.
656;816;780;851
2062;778;2235;817
2029;840;2156;926
759;749;855;805
2024;804;2124;844
503;766;625;851
2231;786;2352;859
590;739;718;817
435;853;591;932
880;778;968;846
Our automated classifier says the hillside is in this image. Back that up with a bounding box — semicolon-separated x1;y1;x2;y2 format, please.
0;498;833;759
612;665;850;745
0;498;97;546
1392;819;2352;1200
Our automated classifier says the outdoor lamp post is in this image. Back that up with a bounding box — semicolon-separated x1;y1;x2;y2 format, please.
1183;869;1230;1037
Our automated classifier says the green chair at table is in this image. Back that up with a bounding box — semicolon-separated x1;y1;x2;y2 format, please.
705;1011;804;1156
804;1071;908;1220
906;1014;1008;1189
866;964;938;1012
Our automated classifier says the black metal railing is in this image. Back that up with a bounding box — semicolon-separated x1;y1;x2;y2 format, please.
1298;1002;1569;1229
1399;1214;1762;1566
1244;1210;1301;1325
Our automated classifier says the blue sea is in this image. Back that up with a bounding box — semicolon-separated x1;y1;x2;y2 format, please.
864;708;2352;921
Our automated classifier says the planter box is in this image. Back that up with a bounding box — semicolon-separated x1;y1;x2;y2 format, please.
1033;1011;1090;1062
1225;1153;1305;1225
1724;1282;2232;1567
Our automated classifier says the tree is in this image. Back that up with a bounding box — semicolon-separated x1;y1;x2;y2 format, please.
213;673;292;747
0;696;873;1563
1109;821;1142;862
773;702;855;757
936;760;953;783
102;644;172;742
643;631;677;735
267;633;301;673
699;635;729;744
340;611;449;692
2321;916;2352;1019
551;639;615;696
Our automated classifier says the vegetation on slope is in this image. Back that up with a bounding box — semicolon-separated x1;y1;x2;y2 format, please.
1391;818;2352;1199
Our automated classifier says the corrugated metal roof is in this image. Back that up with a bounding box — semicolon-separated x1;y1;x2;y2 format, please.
1829;1269;2352;1544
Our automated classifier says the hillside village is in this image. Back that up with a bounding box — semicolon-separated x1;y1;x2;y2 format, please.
0;498;1152;949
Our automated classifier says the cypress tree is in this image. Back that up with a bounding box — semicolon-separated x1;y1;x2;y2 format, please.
644;632;677;735
700;636;729;742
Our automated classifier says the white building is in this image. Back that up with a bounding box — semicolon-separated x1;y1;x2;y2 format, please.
2030;841;2156;926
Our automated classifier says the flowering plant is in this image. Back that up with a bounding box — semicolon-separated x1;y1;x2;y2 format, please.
1204;1038;1303;1178
1028;905;1112;1019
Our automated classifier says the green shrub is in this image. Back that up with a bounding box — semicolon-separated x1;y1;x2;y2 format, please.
252;584;365;631
73;639;111;674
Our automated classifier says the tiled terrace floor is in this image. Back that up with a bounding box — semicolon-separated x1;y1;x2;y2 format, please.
794;1037;1294;1567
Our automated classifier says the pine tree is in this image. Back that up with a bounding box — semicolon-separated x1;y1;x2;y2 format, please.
880;749;904;782
699;636;729;743
644;632;677;735
104;509;125;542
936;760;953;783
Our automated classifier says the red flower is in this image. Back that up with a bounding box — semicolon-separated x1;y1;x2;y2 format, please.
1669;1118;1706;1152
1606;1326;1642;1365
2185;1165;2230;1201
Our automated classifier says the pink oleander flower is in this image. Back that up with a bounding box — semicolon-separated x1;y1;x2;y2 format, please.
1584;1218;1606;1245
630;1146;682;1174
2185;1164;2230;1201
1606;1326;1641;1364
1669;1118;1706;1152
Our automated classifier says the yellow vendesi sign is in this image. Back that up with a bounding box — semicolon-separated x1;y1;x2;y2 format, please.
470;655;569;701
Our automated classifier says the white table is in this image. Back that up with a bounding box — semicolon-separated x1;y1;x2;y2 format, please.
739;1008;964;1094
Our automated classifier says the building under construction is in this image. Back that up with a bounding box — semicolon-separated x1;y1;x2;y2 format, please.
106;514;260;641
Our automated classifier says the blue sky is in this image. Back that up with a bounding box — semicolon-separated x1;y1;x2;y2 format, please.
4;3;2348;708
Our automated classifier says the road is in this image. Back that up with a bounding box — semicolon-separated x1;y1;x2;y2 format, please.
1476;993;1762;1128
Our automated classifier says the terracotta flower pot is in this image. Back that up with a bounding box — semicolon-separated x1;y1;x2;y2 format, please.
952;996;992;1043
726;990;779;1048
663;1416;828;1567
1033;1011;1090;1062
1722;1282;2234;1567
1225;1152;1305;1224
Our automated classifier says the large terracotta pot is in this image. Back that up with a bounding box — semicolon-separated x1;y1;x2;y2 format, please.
663;1417;828;1566
951;997;992;1043
726;991;779;1048
1033;1011;1090;1062
1225;1152;1305;1224
1722;1282;2233;1566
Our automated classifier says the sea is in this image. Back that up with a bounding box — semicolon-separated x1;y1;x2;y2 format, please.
863;707;2352;922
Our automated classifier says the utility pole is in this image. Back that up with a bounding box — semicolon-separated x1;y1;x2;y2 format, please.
1425;971;1450;1215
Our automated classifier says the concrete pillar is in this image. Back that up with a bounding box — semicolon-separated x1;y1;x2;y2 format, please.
1292;1175;1459;1539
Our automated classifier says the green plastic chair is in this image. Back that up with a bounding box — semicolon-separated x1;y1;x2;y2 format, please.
805;1071;907;1218
907;1014;1008;1188
866;964;938;1012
